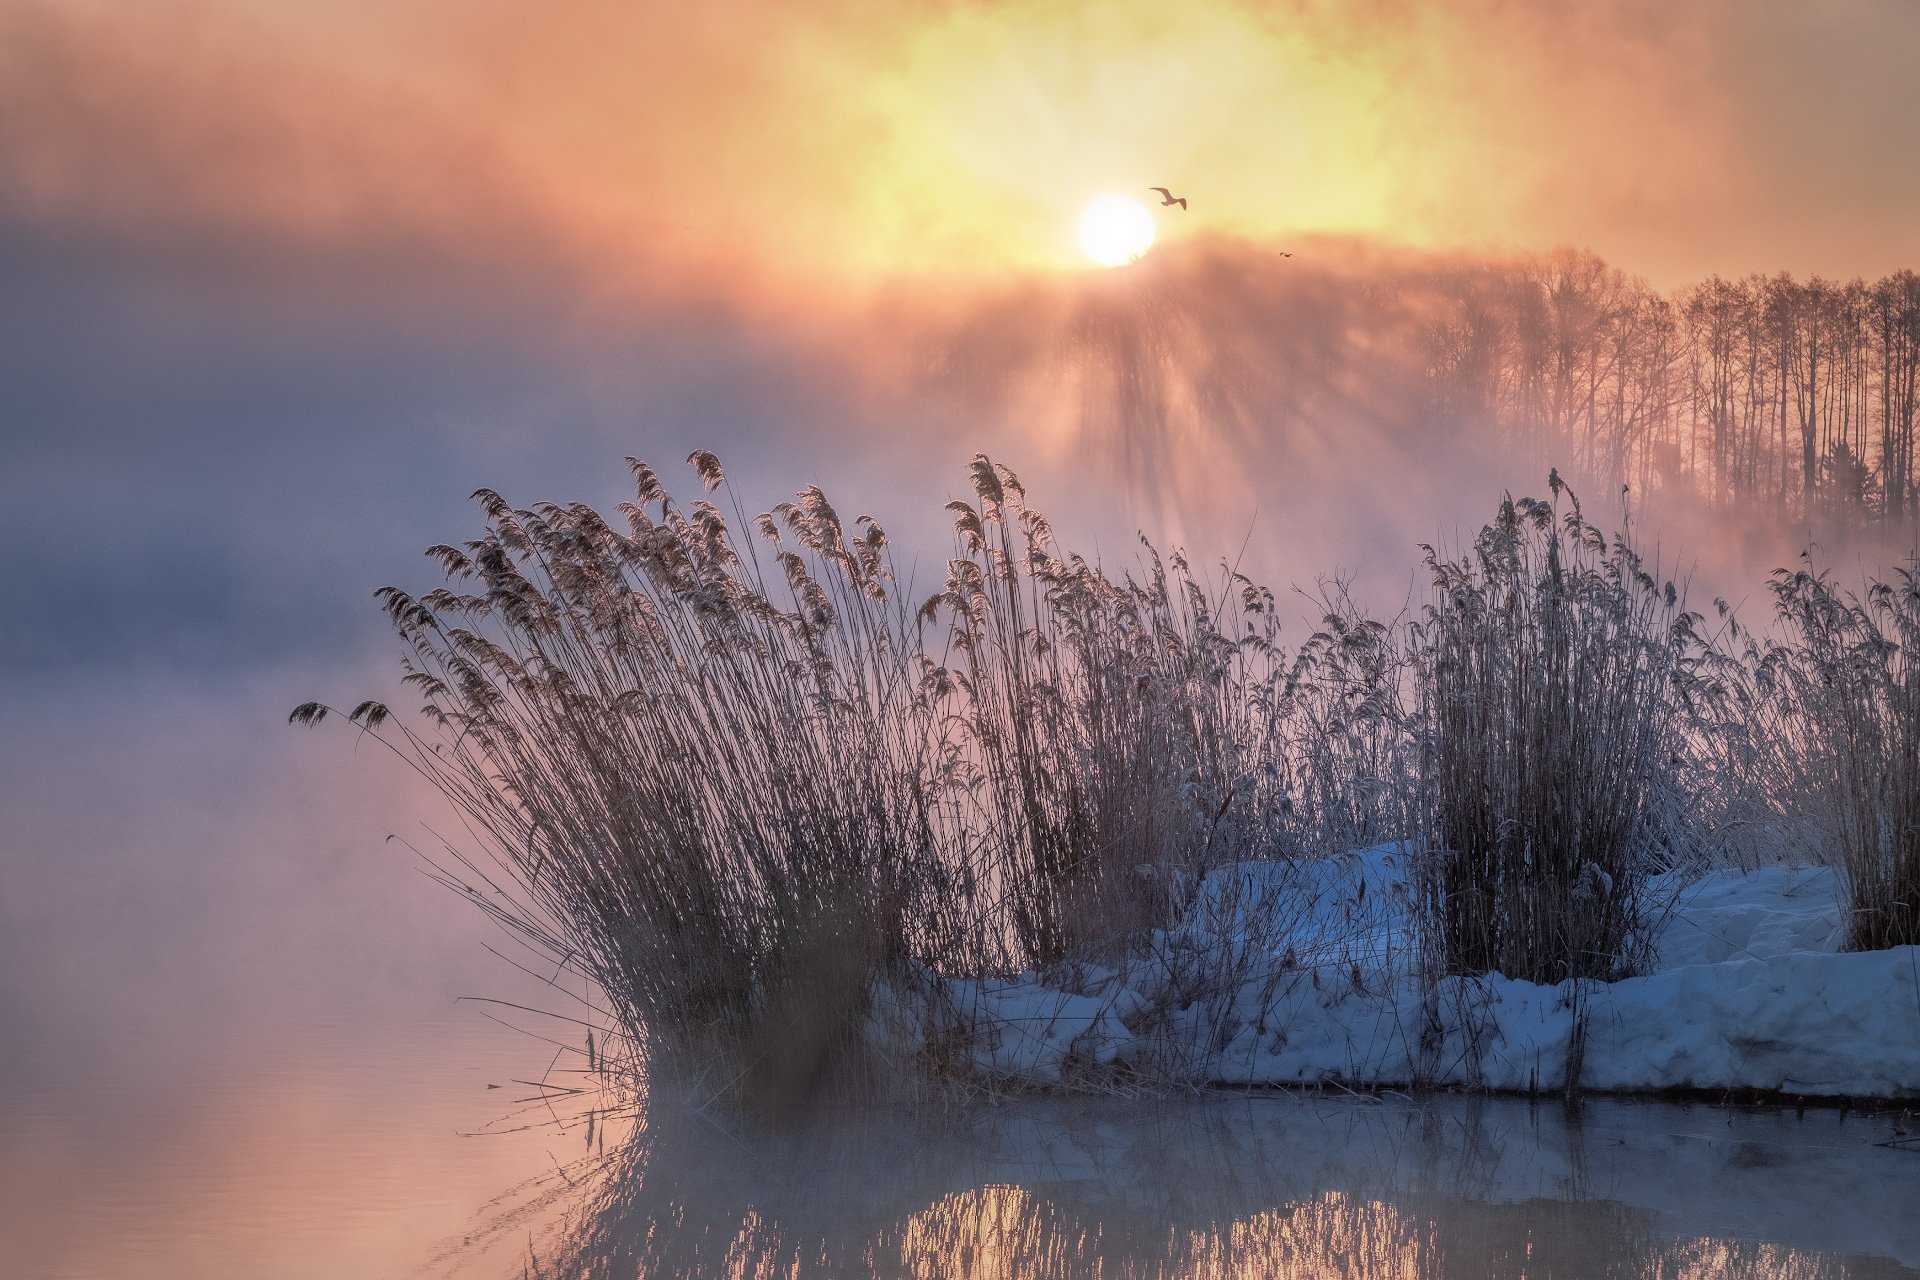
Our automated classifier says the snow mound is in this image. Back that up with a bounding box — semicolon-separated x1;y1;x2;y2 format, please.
1648;864;1845;967
895;852;1920;1098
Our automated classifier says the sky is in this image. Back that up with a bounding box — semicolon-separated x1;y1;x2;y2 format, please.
5;2;1920;1251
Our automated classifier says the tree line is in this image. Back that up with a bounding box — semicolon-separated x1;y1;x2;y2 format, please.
1416;252;1920;528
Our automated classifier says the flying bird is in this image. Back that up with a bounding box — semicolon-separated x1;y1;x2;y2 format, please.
1149;187;1187;210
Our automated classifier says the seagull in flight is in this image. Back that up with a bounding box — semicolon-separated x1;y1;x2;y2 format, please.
1149;187;1187;210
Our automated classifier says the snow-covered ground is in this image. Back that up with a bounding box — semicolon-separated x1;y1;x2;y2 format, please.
889;849;1920;1098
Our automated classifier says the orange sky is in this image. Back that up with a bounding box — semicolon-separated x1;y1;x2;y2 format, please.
6;0;1920;297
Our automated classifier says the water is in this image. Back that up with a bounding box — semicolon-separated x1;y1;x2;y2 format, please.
5;971;1919;1276
18;1048;1917;1279
0;1010;563;1278
436;1093;1920;1278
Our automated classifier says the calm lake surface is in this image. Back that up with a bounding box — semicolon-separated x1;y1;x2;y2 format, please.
11;1049;1920;1279
404;1093;1920;1278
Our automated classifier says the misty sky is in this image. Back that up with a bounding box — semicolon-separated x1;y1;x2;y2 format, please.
10;0;1920;674
6;0;1920;1176
9;0;1920;670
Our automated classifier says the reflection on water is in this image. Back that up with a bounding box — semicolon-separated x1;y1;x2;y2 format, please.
446;1096;1920;1279
0;1011;578;1280
891;1186;1428;1279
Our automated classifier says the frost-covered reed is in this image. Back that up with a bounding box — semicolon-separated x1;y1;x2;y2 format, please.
297;452;1405;1100
1762;563;1920;951
1409;476;1702;984
302;451;962;1100
296;452;1916;1102
923;464;1407;968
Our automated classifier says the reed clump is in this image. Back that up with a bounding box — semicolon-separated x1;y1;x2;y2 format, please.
297;452;1403;1100
299;452;974;1097
311;453;1920;1102
926;463;1236;966
1763;563;1920;951
922;464;1401;968
1410;476;1701;983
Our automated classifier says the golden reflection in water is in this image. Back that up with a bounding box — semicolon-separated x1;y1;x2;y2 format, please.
1664;1241;1885;1280
892;1186;1423;1280
471;1102;1915;1280
1201;1193;1420;1280
881;1188;1876;1280
508;1163;1891;1279
892;1185;1093;1280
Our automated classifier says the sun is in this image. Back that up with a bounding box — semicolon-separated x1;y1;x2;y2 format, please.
1078;195;1156;266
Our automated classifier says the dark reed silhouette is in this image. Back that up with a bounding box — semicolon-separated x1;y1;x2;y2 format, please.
293;451;1920;1103
1411;475;1701;984
294;453;1409;1102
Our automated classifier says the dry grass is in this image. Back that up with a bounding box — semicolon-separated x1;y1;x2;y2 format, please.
295;451;1408;1102
921;463;1406;968
301;453;1920;1106
1762;562;1920;951
1409;475;1701;983
298;452;972;1098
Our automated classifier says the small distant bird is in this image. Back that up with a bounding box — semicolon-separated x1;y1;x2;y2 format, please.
1149;187;1187;210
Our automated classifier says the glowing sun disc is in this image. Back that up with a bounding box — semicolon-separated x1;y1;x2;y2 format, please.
1078;195;1156;266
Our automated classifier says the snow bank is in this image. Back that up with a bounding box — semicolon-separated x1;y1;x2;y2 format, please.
893;850;1920;1098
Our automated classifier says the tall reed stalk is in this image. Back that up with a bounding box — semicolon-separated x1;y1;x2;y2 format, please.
1411;477;1699;983
1765;562;1920;950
